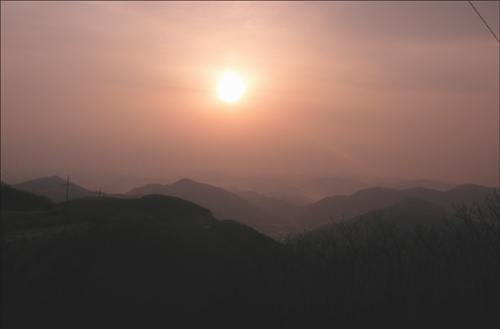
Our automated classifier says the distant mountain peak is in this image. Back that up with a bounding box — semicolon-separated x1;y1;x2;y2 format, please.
447;183;496;192
350;186;396;196
11;175;94;202
173;178;198;185
124;178;285;237
13;175;67;190
170;178;228;193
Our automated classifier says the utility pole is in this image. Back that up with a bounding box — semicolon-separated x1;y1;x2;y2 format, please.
65;176;70;205
61;175;74;209
95;188;106;202
95;188;105;198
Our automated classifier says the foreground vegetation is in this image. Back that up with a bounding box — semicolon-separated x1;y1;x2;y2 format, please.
1;188;499;328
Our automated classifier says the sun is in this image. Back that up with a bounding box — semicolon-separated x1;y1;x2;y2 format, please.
217;72;245;102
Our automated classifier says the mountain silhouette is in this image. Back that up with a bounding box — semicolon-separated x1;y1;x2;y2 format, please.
1;184;54;211
293;184;498;230
60;193;216;225
345;196;454;230
126;178;292;237
379;178;458;191
11;176;95;203
301;196;456;244
2;193;280;329
295;176;457;199
442;184;498;206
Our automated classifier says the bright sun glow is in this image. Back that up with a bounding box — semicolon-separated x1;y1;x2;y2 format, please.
217;72;245;102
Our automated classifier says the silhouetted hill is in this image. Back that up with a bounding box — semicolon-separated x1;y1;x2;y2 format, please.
293;184;498;230
11;176;95;202
61;194;215;222
377;178;458;191
379;196;454;222
443;184;498;206
304;197;455;242
1;193;281;328
295;176;457;199
1;184;53;211
126;178;292;237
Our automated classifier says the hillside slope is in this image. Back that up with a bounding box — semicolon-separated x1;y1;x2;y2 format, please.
1;184;53;211
11;176;95;202
126;178;294;237
293;184;498;230
1;193;281;328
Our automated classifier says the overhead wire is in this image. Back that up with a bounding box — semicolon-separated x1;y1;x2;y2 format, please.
1;167;21;184
1;159;32;181
468;1;500;43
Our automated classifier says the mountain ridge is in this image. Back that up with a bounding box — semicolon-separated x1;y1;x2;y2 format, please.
126;178;295;237
293;184;498;230
11;175;96;203
8;175;496;237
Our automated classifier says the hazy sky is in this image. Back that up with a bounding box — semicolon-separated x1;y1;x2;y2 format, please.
1;1;499;190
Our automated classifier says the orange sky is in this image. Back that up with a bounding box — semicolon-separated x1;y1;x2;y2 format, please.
1;1;499;190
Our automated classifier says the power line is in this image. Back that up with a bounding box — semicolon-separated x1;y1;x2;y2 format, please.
468;1;500;43
1;167;21;183
0;159;32;181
